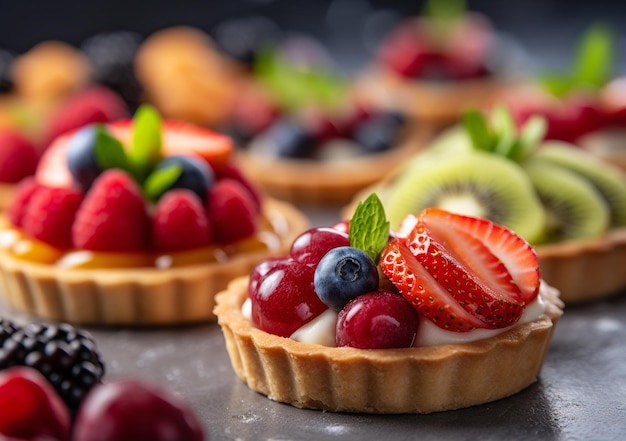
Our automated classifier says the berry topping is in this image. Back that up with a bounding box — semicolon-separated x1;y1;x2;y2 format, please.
214;161;262;213
0;367;71;441
6;177;41;227
208;179;258;243
151;154;214;203
43;86;130;147
72;169;150;252
73;379;204;441
0;320;105;414
22;185;83;249
336;290;419;349
314;246;379;311
152;189;212;251
249;257;327;337
289;227;350;267
0;129;39;183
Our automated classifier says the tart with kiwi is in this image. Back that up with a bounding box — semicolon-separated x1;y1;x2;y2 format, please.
215;194;563;413
223;35;432;205
0;105;308;325
345;107;626;303
355;0;524;129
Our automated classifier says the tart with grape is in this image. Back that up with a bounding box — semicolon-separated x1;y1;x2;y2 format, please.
0;105;308;325
215;194;563;413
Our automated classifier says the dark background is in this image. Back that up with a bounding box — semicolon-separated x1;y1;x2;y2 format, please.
1;0;625;73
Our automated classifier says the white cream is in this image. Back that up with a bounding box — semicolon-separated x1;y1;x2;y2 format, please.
243;282;551;348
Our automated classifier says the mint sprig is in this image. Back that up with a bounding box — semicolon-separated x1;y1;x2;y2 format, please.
129;104;163;182
462;107;546;162
539;23;614;98
349;193;390;263
144;164;183;201
93;125;130;171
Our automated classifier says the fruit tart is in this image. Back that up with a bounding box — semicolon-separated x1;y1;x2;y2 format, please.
0;105;307;325
345;107;626;304
224;36;432;205
355;0;524;129
215;194;563;414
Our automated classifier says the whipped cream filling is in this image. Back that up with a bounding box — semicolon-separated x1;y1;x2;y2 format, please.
243;281;551;348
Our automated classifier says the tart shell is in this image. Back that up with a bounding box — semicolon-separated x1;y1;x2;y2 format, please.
238;125;433;205
214;277;563;414
0;198;308;326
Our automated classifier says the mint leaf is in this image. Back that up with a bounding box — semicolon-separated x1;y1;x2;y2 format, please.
144;164;182;201
93;125;130;171
513;115;546;161
574;24;613;89
349;193;390;263
129;104;163;181
462;109;495;151
491;106;517;157
423;0;466;21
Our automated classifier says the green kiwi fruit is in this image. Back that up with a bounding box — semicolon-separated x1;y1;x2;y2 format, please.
384;150;547;244
531;142;626;227
523;159;610;243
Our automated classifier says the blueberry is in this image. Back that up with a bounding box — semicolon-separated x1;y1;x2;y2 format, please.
249;118;315;159
154;155;214;202
67;125;103;191
314;246;379;311
353;111;406;154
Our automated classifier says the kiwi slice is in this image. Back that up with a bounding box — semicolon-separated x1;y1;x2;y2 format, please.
384;150;547;244
532;142;626;226
524;159;610;243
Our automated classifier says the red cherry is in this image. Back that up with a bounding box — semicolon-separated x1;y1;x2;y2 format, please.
289;227;349;267
0;367;71;441
72;379;204;441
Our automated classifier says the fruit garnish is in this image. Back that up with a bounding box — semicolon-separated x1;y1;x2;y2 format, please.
313;246;379;311
0;128;39;183
348;192;390;262
0;367;71;441
71;169;151;252
208;179;258;244
0;320;105;414
289;226;350;267
539;23;614;99
6;177;41;227
73;379;204;441
381;209;540;331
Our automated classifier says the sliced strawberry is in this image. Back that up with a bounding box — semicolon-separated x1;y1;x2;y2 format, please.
152;189;212;251
208;179;257;244
403;221;524;329
35;131;75;188
107;119;233;172
0;129;40;183
72;169;151;251
380;239;485;332
22;185;83;249
6;177;41;227
418;208;540;304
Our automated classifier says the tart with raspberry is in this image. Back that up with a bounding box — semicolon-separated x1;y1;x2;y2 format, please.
344;108;626;304
355;0;524;129
0;105;307;325
215;195;563;413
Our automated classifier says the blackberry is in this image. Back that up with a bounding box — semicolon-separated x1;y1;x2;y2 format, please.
81;30;143;110
0;321;105;413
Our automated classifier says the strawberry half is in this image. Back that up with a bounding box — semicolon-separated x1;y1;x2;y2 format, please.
381;239;485;332
418;208;540;304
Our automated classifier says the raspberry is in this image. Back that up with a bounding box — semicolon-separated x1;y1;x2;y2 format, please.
6;177;41;227
42;86;129;147
152;189;212;251
72;169;151;251
0;321;105;414
215;162;262;213
0;129;39;183
21;185;83;249
208;178;257;243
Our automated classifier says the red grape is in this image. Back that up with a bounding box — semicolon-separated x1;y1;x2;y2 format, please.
289;227;349;267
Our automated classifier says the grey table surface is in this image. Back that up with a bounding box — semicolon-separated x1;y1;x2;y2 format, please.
2;204;626;441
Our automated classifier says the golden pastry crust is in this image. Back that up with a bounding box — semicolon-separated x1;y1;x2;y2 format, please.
0;198;308;326
238;124;433;205
215;277;563;414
